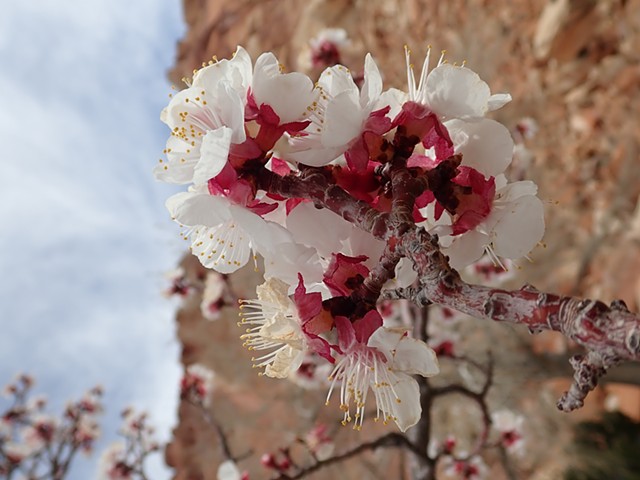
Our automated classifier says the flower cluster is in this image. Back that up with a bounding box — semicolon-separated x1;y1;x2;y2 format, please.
157;45;545;431
163;266;236;321
97;407;159;480
1;374;103;478
425;408;526;478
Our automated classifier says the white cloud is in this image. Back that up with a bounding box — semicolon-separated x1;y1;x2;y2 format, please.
0;1;187;478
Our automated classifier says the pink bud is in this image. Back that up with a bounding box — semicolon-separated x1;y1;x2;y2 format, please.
260;453;276;469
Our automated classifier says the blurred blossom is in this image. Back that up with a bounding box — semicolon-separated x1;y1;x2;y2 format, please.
288;352;333;390
309;28;350;68
443;455;488;480
97;442;132;480
217;459;247;480
492;409;526;455
162;267;192;298
1;375;104;476
304;423;334;461
515;117;539;140
180;364;215;406
201;271;234;321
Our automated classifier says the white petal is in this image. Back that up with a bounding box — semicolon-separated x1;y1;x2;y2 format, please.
262;241;324;289
214;82;246;144
217;460;241;480
419;203;453;237
342;226;386;270
494;174;508;190
166;191;230;227
192;58;232;87
445;230;488;269
253;53;316;123
445;118;514;177
491;195;545;259
154;165;193;184
285;203;351;256
230;207;323;284
360;53;383;109
321;91;364;148
375;87;406;120
229;46;254;93
161;88;203;130
164;134;199;161
385;258;418;289
391;337;440;377
264;347;305;379
252;52;281;93
388;375;421;432
193;126;232;185
255;277;292;306
231;206;288;250
153;142;200;184
368;328;439;377
286;144;345;167
425;65;491;119
256;217;325;286
193;46;252;99
192;220;252;273
259;316;300;340
318;65;358;98
487;93;512;111
495;180;538;203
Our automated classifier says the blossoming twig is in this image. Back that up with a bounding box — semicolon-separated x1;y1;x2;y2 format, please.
272;432;426;480
393;231;640;410
252;155;639;412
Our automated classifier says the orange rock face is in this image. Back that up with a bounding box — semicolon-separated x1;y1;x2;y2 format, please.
163;0;640;478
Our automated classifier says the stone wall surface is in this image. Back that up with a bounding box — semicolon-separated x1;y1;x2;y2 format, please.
162;0;640;478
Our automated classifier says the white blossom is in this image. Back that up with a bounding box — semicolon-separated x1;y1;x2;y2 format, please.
327;326;439;431
442;177;545;269
492;409;526;455
155;85;244;185
252;52;316;124
287;54;386;167
239;278;306;379
405;46;514;177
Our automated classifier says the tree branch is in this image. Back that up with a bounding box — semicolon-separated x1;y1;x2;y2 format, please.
273;432;424;480
399;227;640;410
253;161;640;412
256;166;390;239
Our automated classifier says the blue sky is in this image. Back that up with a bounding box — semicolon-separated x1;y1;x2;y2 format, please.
0;1;188;477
